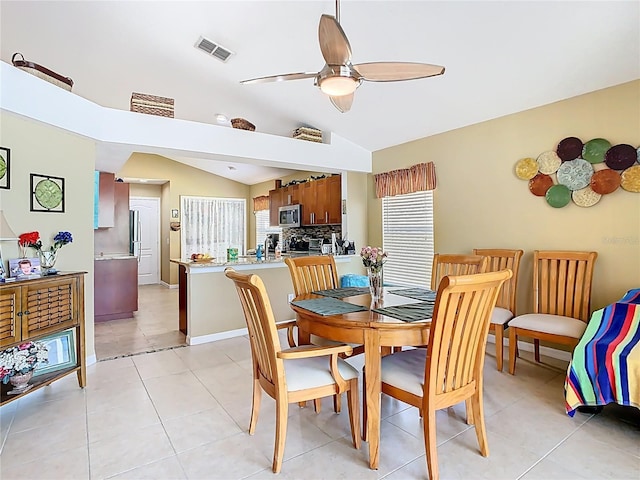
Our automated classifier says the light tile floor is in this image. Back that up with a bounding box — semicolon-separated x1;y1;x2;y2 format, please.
94;285;186;360
1;285;639;479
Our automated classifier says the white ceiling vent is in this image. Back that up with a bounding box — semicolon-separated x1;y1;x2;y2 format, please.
195;36;233;63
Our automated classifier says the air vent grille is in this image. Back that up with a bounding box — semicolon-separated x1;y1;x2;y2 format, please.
195;36;234;63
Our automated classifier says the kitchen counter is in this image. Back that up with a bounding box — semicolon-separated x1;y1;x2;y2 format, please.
171;255;361;344
94;254;137;261
94;256;138;321
171;254;355;274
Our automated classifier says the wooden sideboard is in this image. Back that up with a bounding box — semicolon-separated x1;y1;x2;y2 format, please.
0;272;86;406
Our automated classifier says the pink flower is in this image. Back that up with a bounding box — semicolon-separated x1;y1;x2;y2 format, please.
18;342;31;350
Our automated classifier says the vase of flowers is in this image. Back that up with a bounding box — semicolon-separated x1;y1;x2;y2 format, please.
18;231;39;259
0;341;48;394
361;246;388;302
21;231;73;275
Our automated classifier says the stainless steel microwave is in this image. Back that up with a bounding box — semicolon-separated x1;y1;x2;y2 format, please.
278;204;302;228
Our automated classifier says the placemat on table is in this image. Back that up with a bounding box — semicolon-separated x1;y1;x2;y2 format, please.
372;302;434;323
391;288;437;302
291;297;368;316
312;287;371;298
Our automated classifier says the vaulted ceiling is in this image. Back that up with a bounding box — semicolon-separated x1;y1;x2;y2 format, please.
1;1;638;184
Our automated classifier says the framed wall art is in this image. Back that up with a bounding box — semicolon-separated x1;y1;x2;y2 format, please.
30;173;65;213
0;147;10;190
33;328;77;377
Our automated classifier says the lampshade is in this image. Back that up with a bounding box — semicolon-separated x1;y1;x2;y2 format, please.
0;210;17;240
319;76;359;97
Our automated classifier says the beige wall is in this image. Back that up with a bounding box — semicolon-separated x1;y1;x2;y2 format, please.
118;154;250;285
0;112;96;358
371;80;640;313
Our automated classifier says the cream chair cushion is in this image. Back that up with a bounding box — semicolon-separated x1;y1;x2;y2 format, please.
491;307;514;326
380;349;427;397
508;313;587;338
284;357;359;392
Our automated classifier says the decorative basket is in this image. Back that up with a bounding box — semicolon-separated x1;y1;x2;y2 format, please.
11;53;73;91
130;92;174;118
231;118;256;131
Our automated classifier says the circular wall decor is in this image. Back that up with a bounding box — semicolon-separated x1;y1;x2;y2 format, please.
605;144;637;170
537;151;562;174
590;168;621;194
572;186;601;207
515;157;538;180
621;165;640;193
545;184;571;208
557;158;593;190
0;155;6;180
582;138;611;164
556;136;583;161
529;173;554;196
35;179;63;209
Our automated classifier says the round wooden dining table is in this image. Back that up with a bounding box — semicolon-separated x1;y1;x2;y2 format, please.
289;289;432;470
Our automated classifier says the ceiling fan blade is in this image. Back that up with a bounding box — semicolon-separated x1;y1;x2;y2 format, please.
241;72;318;84
329;93;354;113
319;14;352;65
353;62;445;82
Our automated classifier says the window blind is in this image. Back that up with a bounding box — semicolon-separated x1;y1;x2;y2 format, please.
255;209;282;249
382;190;434;288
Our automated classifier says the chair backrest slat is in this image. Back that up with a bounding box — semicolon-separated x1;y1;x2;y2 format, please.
285;255;340;295
424;270;512;402
473;249;523;313
533;250;597;321
226;268;283;386
431;254;488;291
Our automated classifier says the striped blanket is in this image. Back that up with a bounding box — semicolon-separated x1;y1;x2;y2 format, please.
564;288;640;416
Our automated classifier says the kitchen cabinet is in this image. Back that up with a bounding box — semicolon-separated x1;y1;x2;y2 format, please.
94;257;138;321
270;175;341;227
269;188;283;227
0;272;86;405
301;175;342;226
97;172;115;228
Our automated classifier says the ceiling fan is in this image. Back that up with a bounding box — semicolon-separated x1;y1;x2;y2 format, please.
240;0;445;113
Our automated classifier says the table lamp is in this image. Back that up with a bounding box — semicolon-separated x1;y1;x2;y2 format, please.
0;210;18;279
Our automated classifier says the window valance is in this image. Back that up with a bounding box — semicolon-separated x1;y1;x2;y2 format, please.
374;162;436;198
253;195;270;212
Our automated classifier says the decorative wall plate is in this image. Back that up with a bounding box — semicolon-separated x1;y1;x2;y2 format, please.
557;159;593;190
572;186;601;207
604;144;637;170
590;168;621;194
528;173;554;196
582;138;611;164
537;151;562;174
0;146;9;190
545;184;571;208
515;157;538;180
30;173;65;212
620;165;640;192
556;137;583;161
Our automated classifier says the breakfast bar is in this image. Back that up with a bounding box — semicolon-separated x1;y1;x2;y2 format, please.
171;255;360;344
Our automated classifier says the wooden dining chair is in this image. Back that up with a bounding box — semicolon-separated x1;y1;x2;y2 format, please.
430;253;489;291
472;248;524;371
285;255;365;413
224;267;361;473
508;250;598;375
369;269;512;480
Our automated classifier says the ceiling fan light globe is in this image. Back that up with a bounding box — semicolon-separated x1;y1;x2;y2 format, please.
319;76;359;97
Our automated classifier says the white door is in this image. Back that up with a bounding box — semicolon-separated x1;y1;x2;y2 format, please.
129;197;160;285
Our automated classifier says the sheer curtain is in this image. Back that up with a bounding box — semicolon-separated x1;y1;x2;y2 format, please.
181;196;246;260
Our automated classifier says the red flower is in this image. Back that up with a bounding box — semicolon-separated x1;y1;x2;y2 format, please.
18;342;32;350
18;231;40;247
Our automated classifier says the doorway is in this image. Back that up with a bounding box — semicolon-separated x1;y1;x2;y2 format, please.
129;196;160;285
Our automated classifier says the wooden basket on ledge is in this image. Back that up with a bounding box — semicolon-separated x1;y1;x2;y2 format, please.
231;118;256;131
